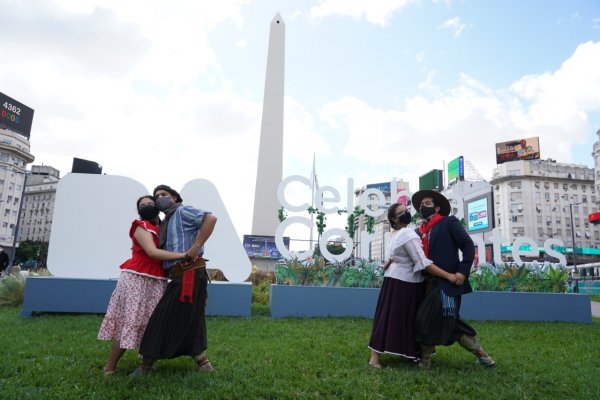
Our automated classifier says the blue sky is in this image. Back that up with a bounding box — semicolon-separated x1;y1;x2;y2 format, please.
1;0;600;240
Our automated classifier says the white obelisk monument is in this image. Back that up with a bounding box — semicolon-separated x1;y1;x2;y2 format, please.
252;13;285;236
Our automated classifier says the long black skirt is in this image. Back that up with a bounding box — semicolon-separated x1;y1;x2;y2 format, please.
415;285;476;346
139;268;208;359
368;277;426;359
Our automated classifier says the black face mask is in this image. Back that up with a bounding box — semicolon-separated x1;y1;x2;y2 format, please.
139;205;160;221
420;206;436;219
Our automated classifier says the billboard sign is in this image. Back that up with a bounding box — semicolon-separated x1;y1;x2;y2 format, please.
419;169;443;191
243;234;290;259
495;136;540;164
467;197;489;232
366;182;391;194
0;92;35;138
447;156;464;184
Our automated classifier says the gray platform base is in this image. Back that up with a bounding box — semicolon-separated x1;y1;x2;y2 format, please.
269;285;593;323
20;277;251;317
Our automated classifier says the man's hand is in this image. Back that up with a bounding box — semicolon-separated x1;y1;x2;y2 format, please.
185;245;201;261
454;272;466;286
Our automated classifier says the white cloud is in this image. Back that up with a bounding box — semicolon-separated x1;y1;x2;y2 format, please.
438;16;468;38
318;41;600;191
309;0;418;26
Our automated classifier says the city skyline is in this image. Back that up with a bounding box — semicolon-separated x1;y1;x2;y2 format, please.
1;0;599;238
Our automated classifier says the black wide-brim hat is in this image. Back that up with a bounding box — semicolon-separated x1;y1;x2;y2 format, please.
411;190;451;216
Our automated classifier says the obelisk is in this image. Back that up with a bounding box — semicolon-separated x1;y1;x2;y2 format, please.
251;13;285;236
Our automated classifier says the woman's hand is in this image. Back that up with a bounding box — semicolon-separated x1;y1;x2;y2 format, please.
448;274;458;285
454;272;466;286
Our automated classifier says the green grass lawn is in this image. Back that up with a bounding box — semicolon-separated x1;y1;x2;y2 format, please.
1;305;599;400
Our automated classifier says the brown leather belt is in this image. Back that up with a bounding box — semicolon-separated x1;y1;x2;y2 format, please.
168;257;208;279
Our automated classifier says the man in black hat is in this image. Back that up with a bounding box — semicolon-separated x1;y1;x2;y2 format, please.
411;189;495;368
132;184;217;375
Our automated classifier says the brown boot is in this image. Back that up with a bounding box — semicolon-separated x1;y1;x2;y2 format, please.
418;345;435;369
458;335;496;368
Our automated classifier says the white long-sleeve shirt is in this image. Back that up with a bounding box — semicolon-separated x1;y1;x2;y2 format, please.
384;227;433;283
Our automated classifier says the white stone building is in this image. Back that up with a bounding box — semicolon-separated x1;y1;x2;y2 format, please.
0;127;35;252
19;165;60;242
592;129;600;208
490;158;599;263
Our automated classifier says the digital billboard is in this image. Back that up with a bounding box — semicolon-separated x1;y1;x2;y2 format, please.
467;198;489;231
447;156;464;184
0;92;35;138
495;136;540;164
419;169;443;191
243;234;290;259
465;192;494;233
366;182;391;194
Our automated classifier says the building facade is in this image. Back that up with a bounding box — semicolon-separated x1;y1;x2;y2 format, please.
592;129;600;209
354;179;411;262
0;127;35;253
491;159;599;263
19;165;60;243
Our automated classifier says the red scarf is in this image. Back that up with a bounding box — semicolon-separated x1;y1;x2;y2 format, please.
418;213;444;257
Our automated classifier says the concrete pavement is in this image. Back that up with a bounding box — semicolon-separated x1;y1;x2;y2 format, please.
592;301;600;318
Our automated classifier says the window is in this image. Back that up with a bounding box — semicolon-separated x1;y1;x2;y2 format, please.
512;192;523;201
544;192;550;201
554;183;559;189
554;193;559;202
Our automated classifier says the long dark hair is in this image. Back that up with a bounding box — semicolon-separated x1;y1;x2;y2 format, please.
136;195;160;224
136;195;155;212
387;203;412;230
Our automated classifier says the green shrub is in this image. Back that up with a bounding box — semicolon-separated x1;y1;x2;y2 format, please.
0;275;26;306
470;263;569;293
252;281;270;305
275;257;383;288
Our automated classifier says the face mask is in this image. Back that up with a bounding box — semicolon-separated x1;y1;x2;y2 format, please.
420;206;436;219
156;196;175;211
139;205;159;220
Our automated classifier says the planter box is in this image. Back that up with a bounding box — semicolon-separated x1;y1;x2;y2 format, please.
269;285;593;323
460;291;592;323
269;284;380;318
21;277;251;317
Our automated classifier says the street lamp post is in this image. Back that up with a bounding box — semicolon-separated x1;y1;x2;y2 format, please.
568;201;585;293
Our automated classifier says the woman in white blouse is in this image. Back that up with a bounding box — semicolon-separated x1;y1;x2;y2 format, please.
368;203;458;369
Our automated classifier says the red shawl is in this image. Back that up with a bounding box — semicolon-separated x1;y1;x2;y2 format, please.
418;213;444;257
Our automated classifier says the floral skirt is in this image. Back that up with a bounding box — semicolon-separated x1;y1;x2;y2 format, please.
97;271;167;349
